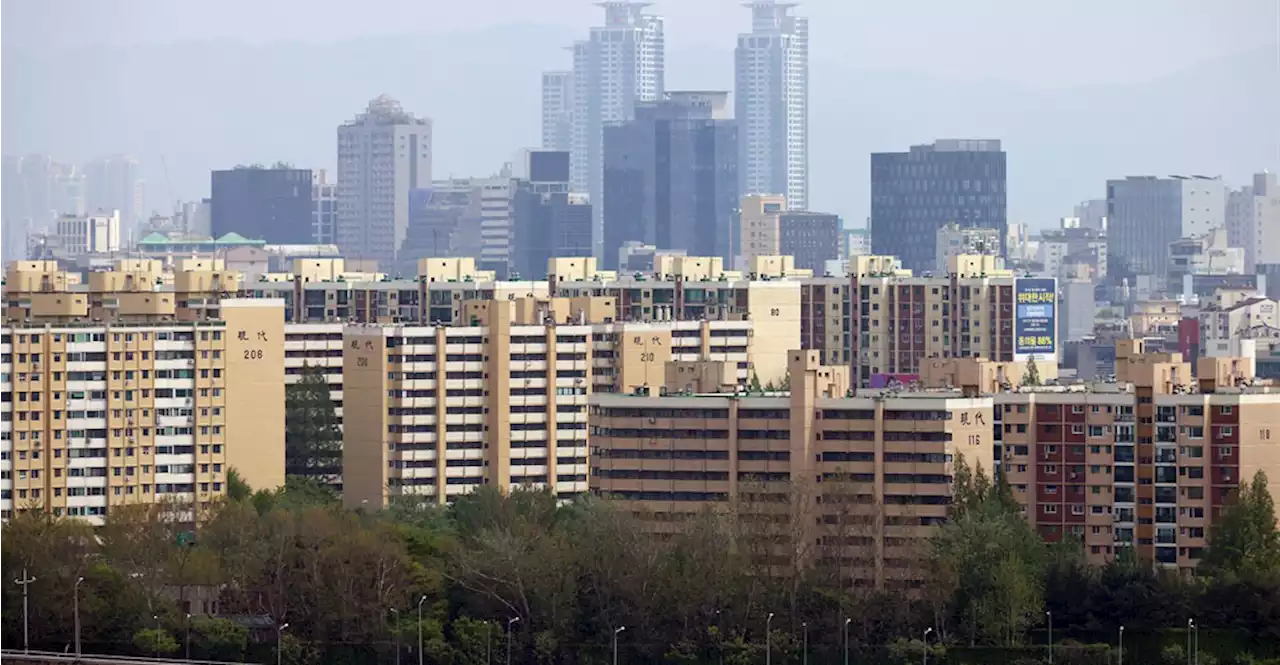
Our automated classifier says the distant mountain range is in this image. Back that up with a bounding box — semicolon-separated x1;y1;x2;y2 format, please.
3;24;1275;229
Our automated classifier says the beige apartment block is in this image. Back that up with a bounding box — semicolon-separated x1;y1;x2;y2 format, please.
589;350;994;590
1;298;285;523
739;194;787;267
340;297;756;509
221;299;287;492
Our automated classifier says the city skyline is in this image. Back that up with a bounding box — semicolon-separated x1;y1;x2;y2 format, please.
3;1;1275;235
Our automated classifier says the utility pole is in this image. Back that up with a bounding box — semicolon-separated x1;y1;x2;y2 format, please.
14;569;37;654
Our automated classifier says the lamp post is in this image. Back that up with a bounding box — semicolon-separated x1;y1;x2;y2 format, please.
417;596;428;665
613;626;625;665
714;609;723;665
1186;620;1193;665
391;608;401;665
765;613;774;665
15;568;36;654
74;576;85;659
922;627;934;665
843;618;851;665
1047;611;1053;665
153;615;161;658
185;613;192;663
801;622;808;665
1118;625;1125;665
506;617;520;665
486;621;492;665
277;623;290;665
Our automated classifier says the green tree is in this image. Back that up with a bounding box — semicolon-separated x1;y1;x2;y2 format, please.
1022;356;1042;386
931;455;1044;646
285;363;343;487
191;617;249;661
133;627;179;656
1201;471;1280;578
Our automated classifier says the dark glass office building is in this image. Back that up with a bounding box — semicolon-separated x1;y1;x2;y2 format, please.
779;211;842;272
603;91;739;269
870;139;1006;273
210;166;314;244
513;151;592;279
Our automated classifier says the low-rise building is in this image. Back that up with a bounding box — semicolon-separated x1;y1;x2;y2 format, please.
589;350;994;589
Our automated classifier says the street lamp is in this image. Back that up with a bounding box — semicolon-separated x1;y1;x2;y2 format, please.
486;620;492;665
14;569;36;655
277;623;290;665
765;613;775;665
391;608;401;665
74;576;85;659
1046;611;1053;665
923;627;934;665
185;613;192;663
613;626;626;665
153;615;161;657
1187;619;1198;665
1118;625;1125;665
843;618;852;665
417;596;428;665
506;617;521;665
801;622;808;665
714;609;723;665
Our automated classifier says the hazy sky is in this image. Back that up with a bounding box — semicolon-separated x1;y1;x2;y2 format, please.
5;0;1277;86
3;0;1278;228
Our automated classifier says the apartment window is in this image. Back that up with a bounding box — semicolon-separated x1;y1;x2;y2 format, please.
1045;505;1059;514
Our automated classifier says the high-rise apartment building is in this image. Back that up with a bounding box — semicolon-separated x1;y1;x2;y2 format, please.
0;298;286;523
3;155;90;262
1106;175;1226;283
735;0;809;211
603;91;739;268
918;344;1280;572
870;140;1007;273
512;151;593;279
571;1;665;258
778;211;840;272
84;155;144;230
541;71;574;152
336;95;433;266
590;350;994;589
796;255;1058;387
341;300;756;508
210;166;315;245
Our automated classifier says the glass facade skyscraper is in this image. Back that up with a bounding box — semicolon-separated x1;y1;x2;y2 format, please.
602;92;739;269
870;139;1006;273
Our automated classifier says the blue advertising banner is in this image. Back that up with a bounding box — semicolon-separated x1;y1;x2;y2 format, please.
1015;278;1057;357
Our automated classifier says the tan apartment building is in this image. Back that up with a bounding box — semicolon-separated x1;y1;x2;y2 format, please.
340;297;756;509
839;254;1049;386
589;350;994;589
1;299;286;522
739;194;787;268
547;255;803;384
926;346;1280;572
5;259;238;325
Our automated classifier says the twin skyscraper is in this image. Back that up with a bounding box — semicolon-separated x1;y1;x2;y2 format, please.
541;1;810;266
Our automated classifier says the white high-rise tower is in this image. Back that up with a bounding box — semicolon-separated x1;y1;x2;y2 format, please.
541;71;574;152
735;0;808;211
571;0;665;258
336;95;432;265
